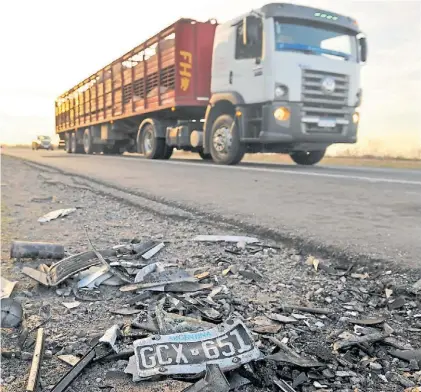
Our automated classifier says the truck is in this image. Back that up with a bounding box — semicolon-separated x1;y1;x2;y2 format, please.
55;2;367;165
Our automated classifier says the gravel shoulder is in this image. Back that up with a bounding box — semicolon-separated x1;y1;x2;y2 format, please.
1;155;420;392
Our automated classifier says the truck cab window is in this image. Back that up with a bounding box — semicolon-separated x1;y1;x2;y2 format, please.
235;21;262;60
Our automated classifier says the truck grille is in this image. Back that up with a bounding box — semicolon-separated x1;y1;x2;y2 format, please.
301;69;349;134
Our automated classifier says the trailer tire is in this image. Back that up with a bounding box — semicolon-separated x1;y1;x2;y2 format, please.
83;128;94;154
210;114;245;165
290;149;326;166
65;133;72;153
198;151;212;160
137;123;165;159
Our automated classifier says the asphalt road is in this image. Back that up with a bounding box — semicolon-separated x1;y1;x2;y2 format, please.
3;149;421;269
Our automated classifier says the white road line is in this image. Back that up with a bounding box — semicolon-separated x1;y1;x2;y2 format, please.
109;155;421;186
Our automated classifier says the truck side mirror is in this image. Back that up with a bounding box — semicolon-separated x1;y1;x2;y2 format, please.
243;15;260;46
359;36;367;63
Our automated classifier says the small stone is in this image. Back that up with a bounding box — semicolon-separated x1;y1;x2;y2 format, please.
21;352;33;360
369;362;383;371
22;290;34;298
44;350;53;359
5;376;16;383
96;378;102;383
325;297;333;304
322;369;335;378
315;321;325;328
336;371;351;377
409;359;419;370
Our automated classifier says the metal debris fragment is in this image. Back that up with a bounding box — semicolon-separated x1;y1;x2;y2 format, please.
0;276;17;299
142;242;165;260
25;328;45;392
348;316;386;325
1;298;23;328
22;249;116;287
273;377;298;392
278;304;333;315
182;364;230;392
77;265;110;289
99;325;121;353
333;329;391;351
38;208;76;223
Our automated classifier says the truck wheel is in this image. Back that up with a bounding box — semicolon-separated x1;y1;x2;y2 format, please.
161;146;173;160
210;114;245;165
83;128;94;154
198;151;212;160
290;149;326;166
65;133;72;153
138;123;165;159
70;132;83;154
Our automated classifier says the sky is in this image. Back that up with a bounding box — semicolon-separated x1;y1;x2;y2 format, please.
0;0;420;158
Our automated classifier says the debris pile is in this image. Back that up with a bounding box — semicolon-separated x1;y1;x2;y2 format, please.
2;236;421;392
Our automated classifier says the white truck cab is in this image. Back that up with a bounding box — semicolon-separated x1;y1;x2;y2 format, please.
204;2;367;165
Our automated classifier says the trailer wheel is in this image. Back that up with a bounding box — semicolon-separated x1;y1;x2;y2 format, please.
210;114;245;165
65;133;72;153
83;128;94;154
198;151;212;160
138;123;165;159
290;149;326;166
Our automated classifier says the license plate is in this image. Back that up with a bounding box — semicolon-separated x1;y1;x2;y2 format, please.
318;119;336;128
133;319;262;378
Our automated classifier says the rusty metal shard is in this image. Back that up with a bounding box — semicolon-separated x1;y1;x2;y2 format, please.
133;319;262;378
182;364;230;392
26;328;45;392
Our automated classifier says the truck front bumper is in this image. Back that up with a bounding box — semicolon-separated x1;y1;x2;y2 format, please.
250;102;358;148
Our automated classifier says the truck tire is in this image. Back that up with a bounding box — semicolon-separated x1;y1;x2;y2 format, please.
83;128;94;154
137;123;165;159
210;114;245;165
198;151;212;160
290;149;326;166
161;146;174;160
65;133;72;153
70;132;83;154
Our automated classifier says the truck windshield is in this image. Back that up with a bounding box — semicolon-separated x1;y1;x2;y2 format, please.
274;20;357;61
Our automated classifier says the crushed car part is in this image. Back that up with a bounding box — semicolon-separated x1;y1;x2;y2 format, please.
22;249;116;287
133;318;262;378
11;241;65;260
1;298;23;328
26;328;45;392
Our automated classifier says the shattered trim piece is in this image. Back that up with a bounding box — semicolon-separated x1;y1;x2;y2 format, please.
99;325;121;353
133;319;262;378
142;242;165;260
182;364;230;392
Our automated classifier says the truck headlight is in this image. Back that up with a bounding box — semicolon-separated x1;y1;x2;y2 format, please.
274;107;290;121
275;85;288;99
352;112;360;123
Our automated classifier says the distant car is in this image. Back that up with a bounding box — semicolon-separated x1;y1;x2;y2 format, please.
32;136;53;150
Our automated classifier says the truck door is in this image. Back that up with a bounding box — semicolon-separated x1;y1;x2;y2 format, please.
230;20;265;104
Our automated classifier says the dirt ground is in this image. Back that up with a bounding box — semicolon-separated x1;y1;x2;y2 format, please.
1;155;420;392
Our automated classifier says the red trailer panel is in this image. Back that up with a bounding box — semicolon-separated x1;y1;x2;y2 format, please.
55;19;217;134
